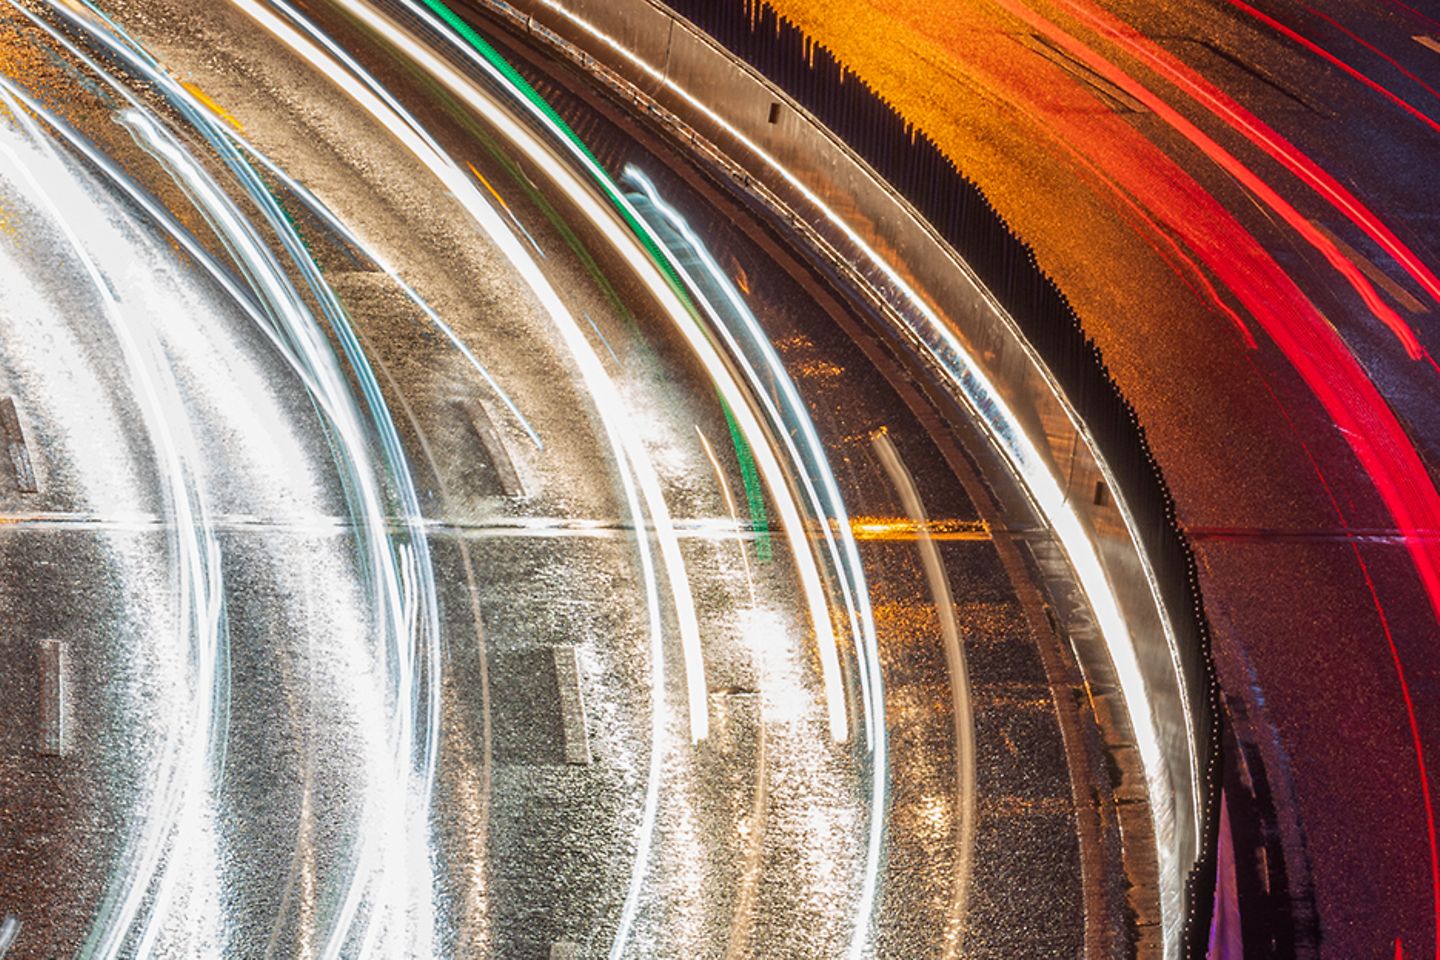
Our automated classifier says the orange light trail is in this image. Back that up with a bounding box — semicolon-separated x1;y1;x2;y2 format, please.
845;516;990;541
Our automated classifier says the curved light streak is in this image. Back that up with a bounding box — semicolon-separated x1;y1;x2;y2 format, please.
217;1;711;762
0;89;227;960
199;10;710;959
621;167;880;746
16;3;455;950
871;429;974;960
621;166;888;959
1046;0;1440;352
337;0;850;749
519;5;1206;955
308;4;891;951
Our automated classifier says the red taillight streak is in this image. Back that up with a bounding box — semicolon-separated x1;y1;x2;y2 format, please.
1228;0;1440;135
980;3;1440;949
1304;6;1440;107
1248;348;1440;958
986;0;1440;612
1041;123;1257;347
1045;0;1438;354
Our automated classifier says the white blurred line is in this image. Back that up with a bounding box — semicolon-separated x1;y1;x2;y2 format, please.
871;430;974;959
695;426;757;607
0;915;18;958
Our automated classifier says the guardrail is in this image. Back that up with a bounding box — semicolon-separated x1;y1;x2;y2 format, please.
461;0;1221;954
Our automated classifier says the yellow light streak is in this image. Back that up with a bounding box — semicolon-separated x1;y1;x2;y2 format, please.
179;80;244;132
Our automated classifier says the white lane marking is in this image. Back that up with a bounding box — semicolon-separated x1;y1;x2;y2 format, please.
38;639;65;757
552;645;592;766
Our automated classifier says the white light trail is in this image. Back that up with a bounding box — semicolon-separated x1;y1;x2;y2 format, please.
523;6;1200;954
0;88;226;960
335;0;850;748
207;8;703;958
622;167;888;959
226;0;711;751
17;3;455;948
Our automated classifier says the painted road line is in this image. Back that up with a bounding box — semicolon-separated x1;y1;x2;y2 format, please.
0;914;18;958
456;397;525;497
38;639;65;757
1025;34;1148;112
552;645;591;766
1414;35;1440;57
846;516;990;541
1311;220;1428;314
707;688;759;759
0;398;37;493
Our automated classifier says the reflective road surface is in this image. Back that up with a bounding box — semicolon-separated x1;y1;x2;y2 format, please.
0;1;1138;957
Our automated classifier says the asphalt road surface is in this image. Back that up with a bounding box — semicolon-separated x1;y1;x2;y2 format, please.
750;0;1440;956
0;1;1148;958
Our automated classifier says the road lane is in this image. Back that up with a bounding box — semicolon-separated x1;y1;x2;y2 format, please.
0;1;1146;956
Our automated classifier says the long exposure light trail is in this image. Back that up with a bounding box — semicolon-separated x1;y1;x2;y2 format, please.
342;0;836;744
1047;0;1440;346
201;9;725;958
1304;6;1440;107
225;0;713;754
0;0;1309;954
117;99;432;960
982;4;1440;949
525;4;1203;954
621;165;888;959
42;0;544;453
871;429;974;960
7;3;487;951
314;0;861;755
695;425;758;607
621;166;882;751
325;4;897;952
1224;0;1440;135
0;87;227;960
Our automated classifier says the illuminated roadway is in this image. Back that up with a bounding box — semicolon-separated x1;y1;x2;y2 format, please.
741;0;1440;956
0;1;1150;958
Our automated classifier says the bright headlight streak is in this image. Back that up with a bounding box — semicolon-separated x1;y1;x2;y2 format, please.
695;426;757;607
227;0;712;747
0;66;341;424
623;170;888;959
37;19;451;922
116;105;414;960
41;0;424;680
125;1;673;944
621;167;880;745
353;3;881;945
604;426;671;960
525;5;1198;951
32;0;540;451
28;5;440;940
253;0;543;449
215;7;678;948
340;0;848;745
0;94;225;960
622;169;869;719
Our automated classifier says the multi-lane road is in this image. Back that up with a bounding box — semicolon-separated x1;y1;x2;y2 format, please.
0;1;1160;957
751;0;1440;955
